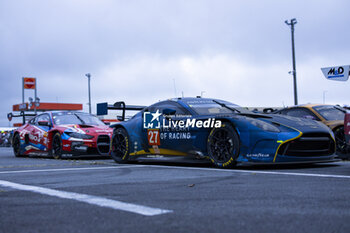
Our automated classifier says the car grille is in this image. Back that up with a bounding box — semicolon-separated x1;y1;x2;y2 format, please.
278;133;335;157
96;135;111;155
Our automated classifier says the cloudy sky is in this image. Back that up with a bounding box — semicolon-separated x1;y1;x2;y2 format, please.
1;0;350;126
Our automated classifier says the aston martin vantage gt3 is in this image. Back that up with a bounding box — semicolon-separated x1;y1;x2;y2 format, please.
110;97;336;168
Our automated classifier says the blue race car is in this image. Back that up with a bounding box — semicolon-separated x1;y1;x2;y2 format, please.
109;97;336;168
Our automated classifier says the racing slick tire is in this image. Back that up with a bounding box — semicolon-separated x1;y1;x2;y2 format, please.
207;123;240;168
13;134;25;157
111;127;130;164
52;132;63;159
334;126;348;159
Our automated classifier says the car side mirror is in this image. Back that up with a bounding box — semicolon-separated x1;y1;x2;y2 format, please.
117;116;124;121
38;121;51;127
163;108;176;115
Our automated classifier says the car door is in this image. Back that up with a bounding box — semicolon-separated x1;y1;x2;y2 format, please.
30;113;51;151
142;101;193;155
20;117;36;146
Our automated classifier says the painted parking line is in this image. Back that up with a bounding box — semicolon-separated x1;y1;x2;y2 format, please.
0;179;172;216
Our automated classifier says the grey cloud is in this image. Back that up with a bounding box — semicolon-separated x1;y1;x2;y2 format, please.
1;0;350;125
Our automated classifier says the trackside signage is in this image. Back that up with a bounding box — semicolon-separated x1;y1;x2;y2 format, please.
321;65;350;81
23;77;36;89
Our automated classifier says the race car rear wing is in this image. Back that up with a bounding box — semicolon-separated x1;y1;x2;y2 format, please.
7;112;37;124
96;102;146;121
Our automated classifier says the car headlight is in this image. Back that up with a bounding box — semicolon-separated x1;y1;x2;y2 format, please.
65;132;94;139
246;118;280;133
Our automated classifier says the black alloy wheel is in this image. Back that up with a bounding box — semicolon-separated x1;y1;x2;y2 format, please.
334;126;347;155
207;124;240;168
52;133;63;159
13;134;24;157
111;128;130;163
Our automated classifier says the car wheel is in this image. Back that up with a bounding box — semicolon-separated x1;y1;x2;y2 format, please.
52;133;63;159
13;134;24;157
111;128;130;163
334;126;347;155
207;123;240;168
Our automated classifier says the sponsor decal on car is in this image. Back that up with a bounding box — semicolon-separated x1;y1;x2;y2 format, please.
147;129;160;145
152;145;160;154
246;153;270;158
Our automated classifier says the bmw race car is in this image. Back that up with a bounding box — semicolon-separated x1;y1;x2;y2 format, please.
110;97;336;168
12;111;113;158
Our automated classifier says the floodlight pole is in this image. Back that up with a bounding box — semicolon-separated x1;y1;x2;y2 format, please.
85;73;92;114
285;18;298;105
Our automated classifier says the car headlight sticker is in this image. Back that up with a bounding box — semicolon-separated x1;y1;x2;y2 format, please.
65;132;94;139
246;118;280;133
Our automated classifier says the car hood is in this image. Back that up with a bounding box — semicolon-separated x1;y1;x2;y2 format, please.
58;124;113;134
238;113;331;133
322;120;343;130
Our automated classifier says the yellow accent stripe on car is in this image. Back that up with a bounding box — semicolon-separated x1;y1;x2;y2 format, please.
130;149;187;156
129;150;147;156
273;127;302;163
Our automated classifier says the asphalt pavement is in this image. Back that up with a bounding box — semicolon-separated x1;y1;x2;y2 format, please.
0;147;349;233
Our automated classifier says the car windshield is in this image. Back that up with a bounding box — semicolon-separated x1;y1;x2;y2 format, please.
183;99;251;115
312;105;345;121
52;112;105;126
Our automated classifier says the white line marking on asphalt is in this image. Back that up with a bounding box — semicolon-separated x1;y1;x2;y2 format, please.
0;179;172;216
0;165;146;174
147;164;350;179
0;163;349;179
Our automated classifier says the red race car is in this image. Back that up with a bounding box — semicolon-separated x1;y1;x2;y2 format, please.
12;111;113;158
345;112;350;150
